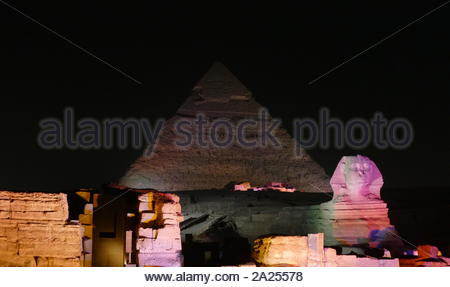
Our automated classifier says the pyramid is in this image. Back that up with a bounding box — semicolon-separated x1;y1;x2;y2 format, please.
177;62;260;118
120;62;332;193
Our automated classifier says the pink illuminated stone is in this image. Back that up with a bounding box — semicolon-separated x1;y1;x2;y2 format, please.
330;155;383;202
136;191;184;267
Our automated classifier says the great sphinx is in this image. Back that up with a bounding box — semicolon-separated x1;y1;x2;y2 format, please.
330;155;383;202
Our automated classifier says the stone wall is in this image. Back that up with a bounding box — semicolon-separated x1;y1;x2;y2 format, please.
252;233;399;267
179;190;401;254
0;191;82;267
136;191;184;266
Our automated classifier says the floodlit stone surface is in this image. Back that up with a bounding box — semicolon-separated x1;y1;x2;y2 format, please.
307;233;325;266
252;235;308;266
0;191;82;267
252;233;399;267
324;155;402;252
330;155;383;202
178;156;402;257
120;62;331;194
136;191;183;267
0;191;68;222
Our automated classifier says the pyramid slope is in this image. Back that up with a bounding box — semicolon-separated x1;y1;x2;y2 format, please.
120;63;332;193
177;62;257;118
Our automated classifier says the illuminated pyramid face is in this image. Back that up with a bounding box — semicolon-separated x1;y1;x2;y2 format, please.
191;61;252;104
120;62;332;193
177;62;259;118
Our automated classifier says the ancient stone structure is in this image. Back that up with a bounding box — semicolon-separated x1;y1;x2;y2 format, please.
252;233;399;267
330;155;383;202
0;191;82;267
326;155;400;249
269;155;402;255
136;191;184;266
252;235;309;266
120;62;331;194
177;155;402;259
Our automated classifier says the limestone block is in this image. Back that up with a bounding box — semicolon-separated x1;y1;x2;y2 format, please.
160;212;183;221
17;224;49;241
0;254;37;267
19;242;81;258
307;233;324;266
137;237;182;253
0;238;19;255
252;235;308;266
0;211;9;219
335;255;358;267
37;257;81;267
0;222;18;241
137;252;183;267
353;257;383;267
0;199;10;210
138;202;181;214
324;248;337;267
0;192;68;221
160;203;182;214
10;200;62;212
155;225;181;240
379;258;399;267
17;224;82;244
11;210;67;222
139;227;157;239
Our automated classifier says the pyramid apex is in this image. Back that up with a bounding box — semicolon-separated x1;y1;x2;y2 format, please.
176;62;261;118
192;62;252;103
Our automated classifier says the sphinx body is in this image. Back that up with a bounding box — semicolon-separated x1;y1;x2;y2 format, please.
319;155;403;255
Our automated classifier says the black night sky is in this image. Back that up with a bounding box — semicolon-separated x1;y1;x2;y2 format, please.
1;1;449;197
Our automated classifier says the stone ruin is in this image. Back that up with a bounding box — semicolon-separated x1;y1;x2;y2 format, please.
120;62;332;194
252;233;399;267
326;155;401;250
0;191;82;267
1;63;448;267
284;155;403;255
136;191;184;266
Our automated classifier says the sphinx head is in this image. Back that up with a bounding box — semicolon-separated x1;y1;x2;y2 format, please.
330;155;383;202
